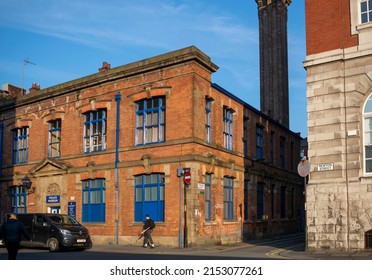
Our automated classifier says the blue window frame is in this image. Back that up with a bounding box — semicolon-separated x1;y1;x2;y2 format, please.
83;110;106;153
243;117;248;156
280;136;286;168
206;98;212;143
134;173;165;222
257;183;264;220
361;0;372;23
82;179;106;223
10;186;27;214
256;125;264;160
13;127;29;164
205;173;212;221
223;177;234;220
280;186;286;219
136;97;165;145
223;107;234;150
48;119;61;158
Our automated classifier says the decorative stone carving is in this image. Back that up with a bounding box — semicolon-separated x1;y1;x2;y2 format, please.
47;183;60;195
142;155;151;174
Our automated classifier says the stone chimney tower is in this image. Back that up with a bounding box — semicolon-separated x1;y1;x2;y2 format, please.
256;0;291;128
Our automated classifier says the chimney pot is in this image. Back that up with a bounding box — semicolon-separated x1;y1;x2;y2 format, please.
99;62;111;72
29;83;40;93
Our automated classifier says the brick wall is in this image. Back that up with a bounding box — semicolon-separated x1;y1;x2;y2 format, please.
305;0;358;55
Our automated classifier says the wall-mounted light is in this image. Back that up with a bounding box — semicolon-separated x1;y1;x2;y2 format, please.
21;175;34;195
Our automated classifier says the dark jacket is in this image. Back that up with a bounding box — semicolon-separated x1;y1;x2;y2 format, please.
0;219;31;243
143;218;155;230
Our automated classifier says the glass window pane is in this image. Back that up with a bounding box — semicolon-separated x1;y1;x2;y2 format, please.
159;126;164;141
135;176;143;185
151;187;157;201
137;114;144;126
145;128;153;143
145;187;151;201
153;98;159;108
366;146;372;158
136;188;142;202
152;127;159;142
366;132;372;145
362;2;367;12
137;128;144;144
151;174;157;182
152;112;159;125
362;13;368;23
364;117;372;130
364;98;372;113
147;99;153;109
83;192;88;204
144;175;151;184
367;159;372;173
137;101;144;111
146;114;152;126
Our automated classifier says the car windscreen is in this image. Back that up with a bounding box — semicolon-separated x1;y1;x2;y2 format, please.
48;215;80;226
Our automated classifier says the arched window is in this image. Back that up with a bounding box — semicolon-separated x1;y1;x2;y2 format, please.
363;94;372;174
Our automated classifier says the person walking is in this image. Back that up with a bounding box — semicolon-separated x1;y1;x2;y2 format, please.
142;214;155;248
0;213;31;260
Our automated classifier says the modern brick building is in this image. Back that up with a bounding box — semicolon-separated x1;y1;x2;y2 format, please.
0;46;302;246
304;0;372;250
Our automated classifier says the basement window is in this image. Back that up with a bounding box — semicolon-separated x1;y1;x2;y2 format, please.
365;229;372;249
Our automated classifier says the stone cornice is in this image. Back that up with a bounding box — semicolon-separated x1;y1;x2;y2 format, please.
256;0;291;9
1;46;219;110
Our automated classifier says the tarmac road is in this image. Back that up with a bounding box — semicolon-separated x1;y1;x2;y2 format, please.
1;233;372;260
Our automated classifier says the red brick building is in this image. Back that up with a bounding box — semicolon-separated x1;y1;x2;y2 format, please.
0;46;303;246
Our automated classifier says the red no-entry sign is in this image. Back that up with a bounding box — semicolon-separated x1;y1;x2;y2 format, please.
184;170;191;185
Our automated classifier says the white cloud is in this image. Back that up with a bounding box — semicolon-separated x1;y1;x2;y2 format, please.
0;0;257;56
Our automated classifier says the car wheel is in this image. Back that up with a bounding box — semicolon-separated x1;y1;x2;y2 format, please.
48;238;59;252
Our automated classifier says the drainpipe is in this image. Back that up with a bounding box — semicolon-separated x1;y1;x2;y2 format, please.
115;92;121;245
177;167;184;248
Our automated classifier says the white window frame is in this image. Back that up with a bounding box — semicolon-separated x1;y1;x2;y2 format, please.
363;93;372;175
351;1;372;35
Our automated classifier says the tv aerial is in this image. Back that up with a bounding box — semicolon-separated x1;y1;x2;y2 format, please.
22;58;36;92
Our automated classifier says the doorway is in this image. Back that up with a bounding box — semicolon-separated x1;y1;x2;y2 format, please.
48;206;60;214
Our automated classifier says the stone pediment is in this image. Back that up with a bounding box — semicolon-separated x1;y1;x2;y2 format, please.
29;157;72;176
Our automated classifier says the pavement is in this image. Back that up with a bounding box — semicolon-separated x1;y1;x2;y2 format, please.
88;234;372;260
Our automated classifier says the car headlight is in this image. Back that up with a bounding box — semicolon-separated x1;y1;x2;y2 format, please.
60;229;72;235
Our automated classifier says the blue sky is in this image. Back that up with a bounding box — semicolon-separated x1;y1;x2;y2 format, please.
0;0;307;137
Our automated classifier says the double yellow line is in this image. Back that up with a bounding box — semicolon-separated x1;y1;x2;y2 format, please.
265;244;303;259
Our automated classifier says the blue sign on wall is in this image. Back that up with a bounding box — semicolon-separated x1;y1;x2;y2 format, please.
46;195;60;203
68;201;76;218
